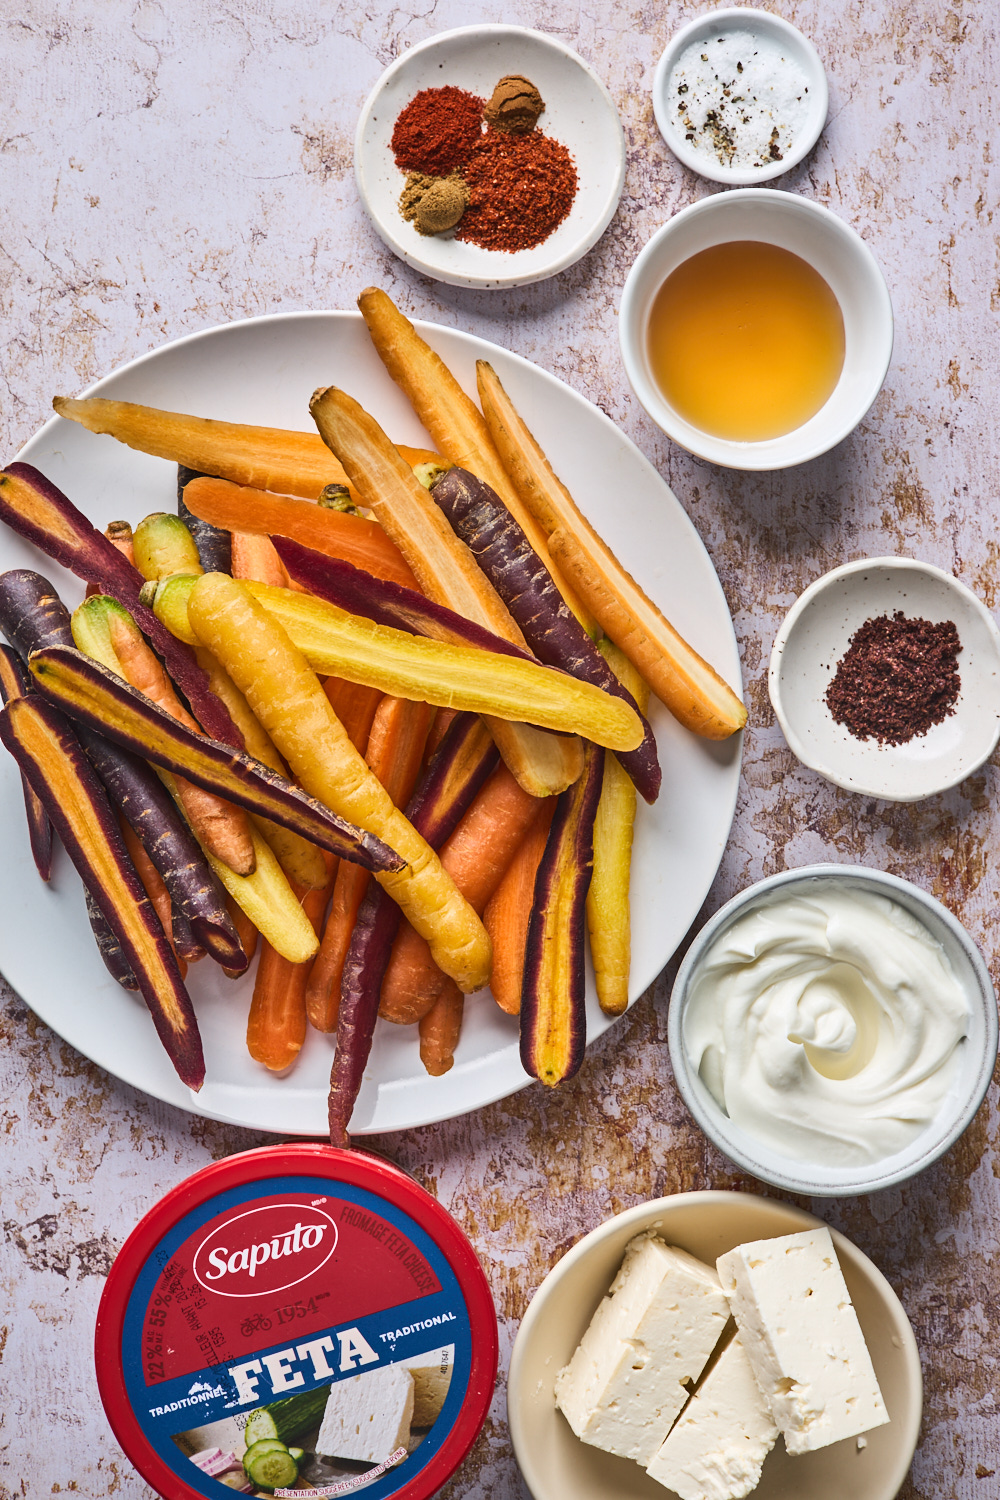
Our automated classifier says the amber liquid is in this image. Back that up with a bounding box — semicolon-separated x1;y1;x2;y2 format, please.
646;241;846;442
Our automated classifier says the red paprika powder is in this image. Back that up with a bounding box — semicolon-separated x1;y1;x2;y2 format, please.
392;86;485;176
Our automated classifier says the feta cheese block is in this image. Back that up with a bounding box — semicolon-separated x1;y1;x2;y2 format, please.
554;1232;731;1465
317;1363;415;1465
405;1346;453;1427
716;1227;889;1454
647;1334;778;1500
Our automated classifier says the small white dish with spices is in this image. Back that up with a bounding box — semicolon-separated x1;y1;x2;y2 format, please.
769;556;1000;800
354;25;625;289
653;8;828;184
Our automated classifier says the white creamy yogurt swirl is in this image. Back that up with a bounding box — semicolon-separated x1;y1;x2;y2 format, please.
683;887;970;1167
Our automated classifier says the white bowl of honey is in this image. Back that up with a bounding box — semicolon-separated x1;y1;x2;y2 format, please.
619;189;893;470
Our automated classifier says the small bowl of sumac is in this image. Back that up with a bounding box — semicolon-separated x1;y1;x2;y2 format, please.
769;556;1000;800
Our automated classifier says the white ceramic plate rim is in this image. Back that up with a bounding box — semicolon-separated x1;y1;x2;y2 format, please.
0;309;742;1135
652;7;829;185
354;25;626;289
768;556;1000;798
667;864;998;1195
619;189;894;470
508;1189;923;1500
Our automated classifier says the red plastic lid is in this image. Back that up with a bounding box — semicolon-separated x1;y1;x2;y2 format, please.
95;1144;498;1500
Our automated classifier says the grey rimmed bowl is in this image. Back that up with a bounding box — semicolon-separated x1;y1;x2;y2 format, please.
668;864;997;1197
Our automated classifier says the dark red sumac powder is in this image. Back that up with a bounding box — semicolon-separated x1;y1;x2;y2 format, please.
825;611;962;745
392;86;485;176
455;130;578;252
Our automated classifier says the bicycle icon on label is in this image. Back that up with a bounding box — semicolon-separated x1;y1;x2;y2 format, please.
240;1312;273;1337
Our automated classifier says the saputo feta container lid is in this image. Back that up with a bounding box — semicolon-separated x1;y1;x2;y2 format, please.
95;1144;498;1500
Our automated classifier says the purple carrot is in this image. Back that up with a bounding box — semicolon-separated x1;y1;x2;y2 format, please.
273;534;534;660
30;646;404;874
85;886;140;990
0;694;205;1089
328;712;500;1144
520;740;605;1087
0;643;53;879
0;569;245;969
0;464;242;746
178;465;232;575
430;467;661;804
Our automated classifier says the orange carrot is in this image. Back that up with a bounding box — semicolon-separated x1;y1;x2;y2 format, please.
323;675;383;752
183;476;419;589
231;530;290;587
119;816;189;979
483;798;556;1014
88;521;135;597
105;520;136;565
98;605;257;875
418;980;464;1075
247;864;334;1070
224;893;258;978
379;765;544;1025
423;707;458;766
306;695;434;1031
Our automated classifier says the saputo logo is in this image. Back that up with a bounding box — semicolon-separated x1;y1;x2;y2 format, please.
193;1203;339;1298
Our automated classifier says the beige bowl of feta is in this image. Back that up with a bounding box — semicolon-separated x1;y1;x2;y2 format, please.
507;1191;921;1500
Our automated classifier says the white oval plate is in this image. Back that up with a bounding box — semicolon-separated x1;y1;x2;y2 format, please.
769;556;1000;800
0;311;742;1134
355;25;625;288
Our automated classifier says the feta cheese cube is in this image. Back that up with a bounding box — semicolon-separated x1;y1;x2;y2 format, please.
317;1363;414;1465
405;1346;452;1427
647;1334;778;1500
716;1227;889;1454
555;1232;731;1464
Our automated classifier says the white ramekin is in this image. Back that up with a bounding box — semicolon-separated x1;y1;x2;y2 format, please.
619;189;893;470
668;864;997;1196
652;8;828;185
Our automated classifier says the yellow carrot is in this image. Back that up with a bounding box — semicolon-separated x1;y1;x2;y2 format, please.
200;818;320;964
586;640;648;1016
357;287;594;626
186;572;492;993
309;384;583;797
145;589;328;891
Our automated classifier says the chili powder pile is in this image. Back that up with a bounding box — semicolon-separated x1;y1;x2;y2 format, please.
389;80;577;252
455;130;577;252
825;611;962;745
391;86;485;177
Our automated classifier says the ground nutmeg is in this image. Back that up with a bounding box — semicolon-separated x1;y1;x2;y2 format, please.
824;611;962;745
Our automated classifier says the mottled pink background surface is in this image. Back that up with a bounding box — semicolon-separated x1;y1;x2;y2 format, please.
2;3;998;1496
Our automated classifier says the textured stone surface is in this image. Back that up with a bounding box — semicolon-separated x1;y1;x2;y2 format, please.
2;2;999;1496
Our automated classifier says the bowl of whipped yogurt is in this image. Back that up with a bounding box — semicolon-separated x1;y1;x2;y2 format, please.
668;865;997;1196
